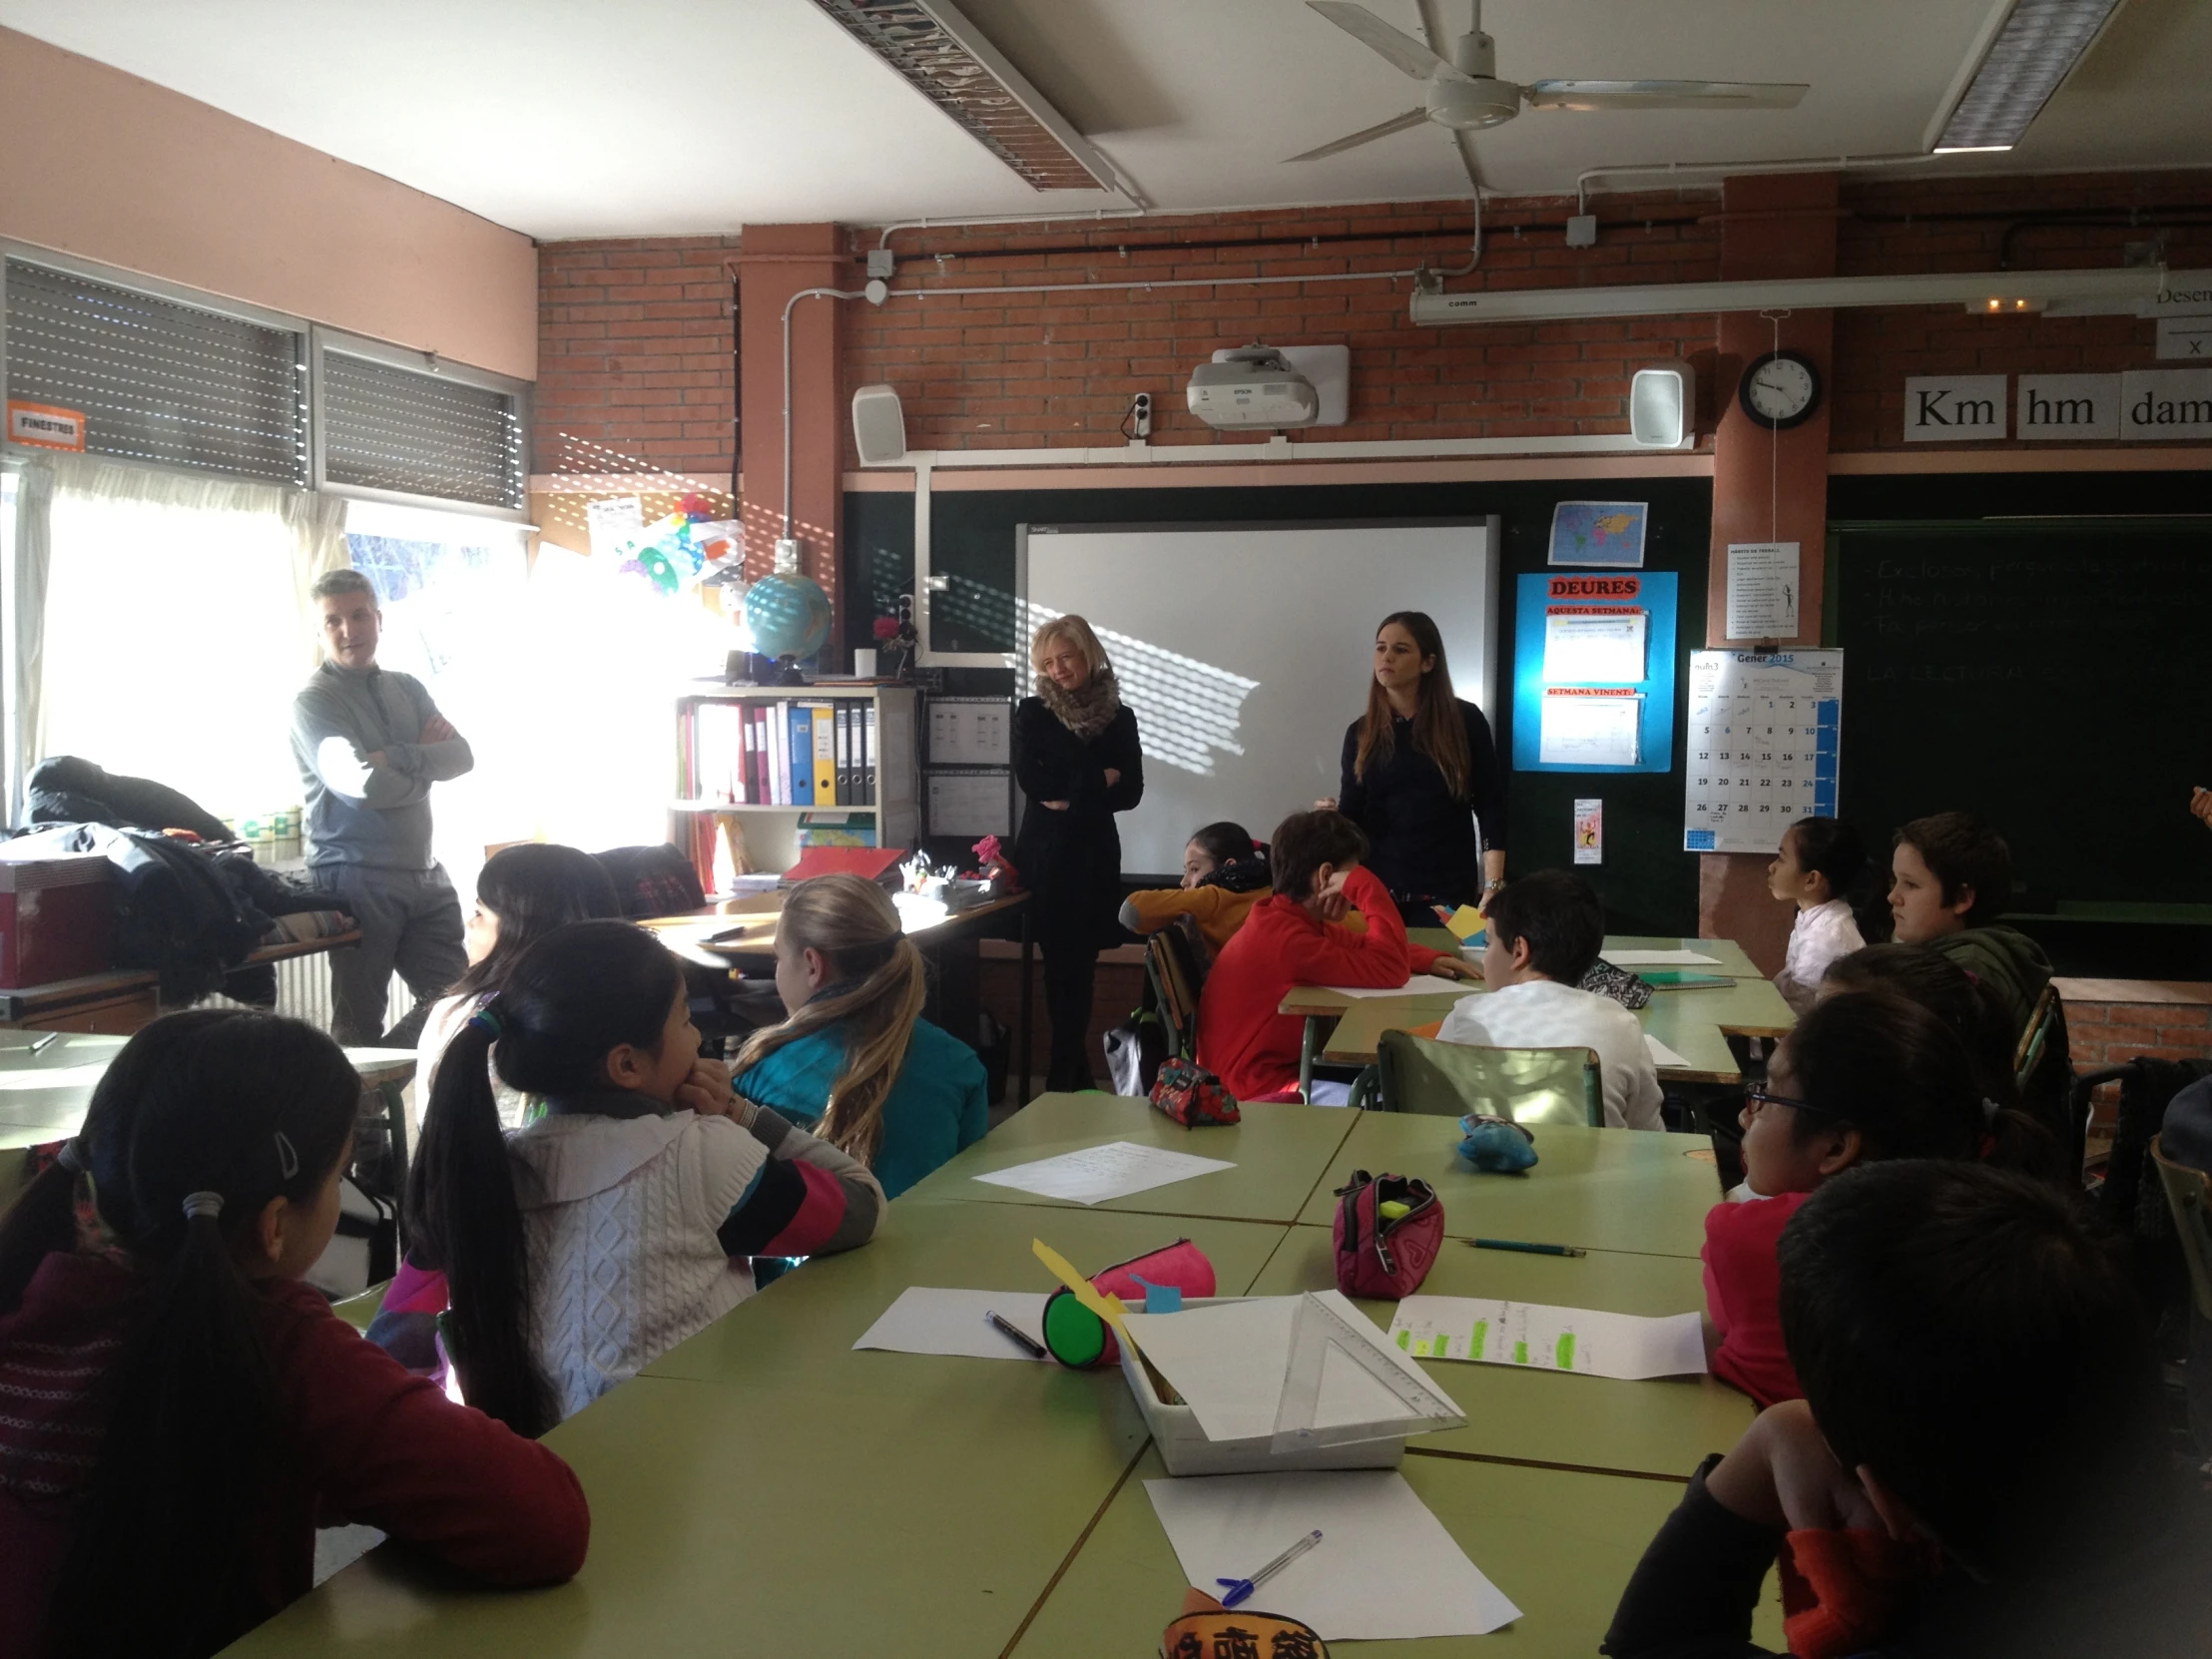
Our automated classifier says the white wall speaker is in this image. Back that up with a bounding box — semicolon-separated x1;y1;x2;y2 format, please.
851;383;907;464
1629;364;1695;447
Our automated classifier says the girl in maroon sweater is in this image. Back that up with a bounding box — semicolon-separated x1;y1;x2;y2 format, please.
0;1010;588;1659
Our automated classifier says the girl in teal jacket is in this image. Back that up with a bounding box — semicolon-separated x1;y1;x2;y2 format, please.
733;874;988;1199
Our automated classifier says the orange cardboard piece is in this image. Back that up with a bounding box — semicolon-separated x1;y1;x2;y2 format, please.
781;845;904;883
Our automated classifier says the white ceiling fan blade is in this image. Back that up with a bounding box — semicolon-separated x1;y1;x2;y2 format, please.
1522;79;1809;111
1285;108;1431;163
1411;0;1450;59
1451;128;1484;196
1308;1;1459;80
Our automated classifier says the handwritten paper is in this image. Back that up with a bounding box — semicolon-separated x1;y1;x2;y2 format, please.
1539;690;1641;768
1385;1296;1707;1381
971;1141;1235;1206
1146;1469;1521;1640
1318;975;1476;1000
851;1289;1050;1363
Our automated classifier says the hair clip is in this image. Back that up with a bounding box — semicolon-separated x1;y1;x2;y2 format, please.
181;1191;225;1222
274;1130;299;1181
468;1000;507;1039
56;1139;84;1174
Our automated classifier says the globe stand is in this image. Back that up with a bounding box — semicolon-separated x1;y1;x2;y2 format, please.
770;655;807;687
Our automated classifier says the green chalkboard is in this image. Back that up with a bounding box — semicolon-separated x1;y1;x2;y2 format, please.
1833;518;2212;910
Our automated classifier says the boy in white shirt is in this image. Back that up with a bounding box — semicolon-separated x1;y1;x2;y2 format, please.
1435;870;1664;1130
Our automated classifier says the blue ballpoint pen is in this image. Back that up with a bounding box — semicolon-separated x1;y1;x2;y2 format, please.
1216;1529;1324;1608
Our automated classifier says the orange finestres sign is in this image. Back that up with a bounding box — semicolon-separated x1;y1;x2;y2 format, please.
6;401;86;451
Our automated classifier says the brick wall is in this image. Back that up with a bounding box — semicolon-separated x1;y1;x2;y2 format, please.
841;198;1724;459
1831;172;2212;452
535;236;740;482
526;170;2212;480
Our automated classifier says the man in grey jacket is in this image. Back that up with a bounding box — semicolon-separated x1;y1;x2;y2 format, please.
290;568;474;1046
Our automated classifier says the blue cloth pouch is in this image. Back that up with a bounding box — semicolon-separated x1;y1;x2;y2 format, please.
1455;1114;1538;1173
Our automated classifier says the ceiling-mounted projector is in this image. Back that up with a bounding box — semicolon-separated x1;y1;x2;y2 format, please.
1186;345;1321;429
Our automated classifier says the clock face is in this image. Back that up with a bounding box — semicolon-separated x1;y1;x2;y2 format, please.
1739;351;1820;428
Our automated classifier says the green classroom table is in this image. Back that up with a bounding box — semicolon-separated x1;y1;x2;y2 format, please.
1282;933;1791;1085
895;1093;1361;1225
642;1199;1295;1388
1315;973;1793;1084
1245;1226;1753;1478
1007;1445;1784;1658
1299;1116;1727;1260
222;1097;1756;1656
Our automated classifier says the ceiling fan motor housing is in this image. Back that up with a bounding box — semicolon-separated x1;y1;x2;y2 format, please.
1427;75;1519;129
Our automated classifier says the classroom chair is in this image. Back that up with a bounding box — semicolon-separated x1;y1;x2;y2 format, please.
1364;1030;1602;1126
1145;926;1202;1061
2151;1136;2212;1455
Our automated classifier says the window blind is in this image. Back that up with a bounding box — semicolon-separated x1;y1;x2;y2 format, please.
320;351;522;509
2;258;308;484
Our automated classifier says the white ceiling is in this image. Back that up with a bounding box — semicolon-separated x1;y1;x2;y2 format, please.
1;0;2204;240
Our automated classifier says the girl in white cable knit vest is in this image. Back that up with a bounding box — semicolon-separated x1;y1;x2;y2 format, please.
405;920;883;1432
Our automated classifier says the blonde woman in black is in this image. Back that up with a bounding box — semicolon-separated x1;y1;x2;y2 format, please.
1012;615;1143;1091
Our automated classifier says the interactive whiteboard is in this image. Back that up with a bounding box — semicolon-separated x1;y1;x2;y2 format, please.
1017;520;1500;877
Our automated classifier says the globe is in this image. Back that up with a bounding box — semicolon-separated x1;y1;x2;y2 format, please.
743;572;831;661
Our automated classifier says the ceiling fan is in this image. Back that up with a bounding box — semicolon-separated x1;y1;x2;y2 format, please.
1290;0;1809;192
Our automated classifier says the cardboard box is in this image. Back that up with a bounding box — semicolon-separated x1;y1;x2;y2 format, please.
0;851;115;987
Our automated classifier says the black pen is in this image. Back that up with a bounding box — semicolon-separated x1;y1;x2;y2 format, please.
984;1310;1047;1359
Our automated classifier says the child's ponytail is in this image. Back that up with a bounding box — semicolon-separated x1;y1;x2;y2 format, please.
1;1010;360;1657
736;874;927;1164
406;1009;556;1437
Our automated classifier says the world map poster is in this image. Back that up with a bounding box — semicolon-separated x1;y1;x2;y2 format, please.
1546;500;1648;568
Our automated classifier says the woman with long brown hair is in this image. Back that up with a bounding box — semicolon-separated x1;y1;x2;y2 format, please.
1322;610;1506;926
1012;614;1144;1092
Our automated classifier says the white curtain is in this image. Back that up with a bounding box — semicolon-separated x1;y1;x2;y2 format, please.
30;453;347;825
1;459;52;826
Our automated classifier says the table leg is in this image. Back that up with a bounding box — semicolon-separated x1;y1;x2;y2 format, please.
1017;908;1035;1107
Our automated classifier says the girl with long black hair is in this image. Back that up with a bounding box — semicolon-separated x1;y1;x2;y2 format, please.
416;841;625;1131
406;920;883;1431
0;1010;587;1658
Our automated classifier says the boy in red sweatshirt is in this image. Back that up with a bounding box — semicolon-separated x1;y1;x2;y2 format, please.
1196;809;1472;1101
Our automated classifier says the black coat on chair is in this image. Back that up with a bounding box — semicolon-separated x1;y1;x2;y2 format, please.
1011;699;1143;953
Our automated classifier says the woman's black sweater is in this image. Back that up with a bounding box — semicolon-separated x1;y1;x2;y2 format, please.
1337;698;1506;911
1012;698;1144;952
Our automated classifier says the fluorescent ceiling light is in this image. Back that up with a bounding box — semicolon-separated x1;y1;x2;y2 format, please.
1409;266;2163;325
805;0;1123;194
1933;0;2121;152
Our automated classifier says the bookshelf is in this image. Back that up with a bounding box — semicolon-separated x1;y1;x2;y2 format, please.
672;684;919;889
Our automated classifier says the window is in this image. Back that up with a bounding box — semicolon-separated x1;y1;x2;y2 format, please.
318;346;524;510
2;257;308;485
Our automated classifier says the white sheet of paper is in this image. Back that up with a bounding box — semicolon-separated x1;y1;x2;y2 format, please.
1539;691;1641;767
1145;1469;1521;1640
1603;948;1723;966
1726;542;1801;639
1318;974;1474;999
1386;1296;1707;1381
1644;1034;1694;1071
1542;610;1647;683
970;1140;1235;1206
1121;1293;1446;1444
850;1288;1050;1363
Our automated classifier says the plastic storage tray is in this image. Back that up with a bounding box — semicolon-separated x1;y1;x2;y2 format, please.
1118;1298;1406;1477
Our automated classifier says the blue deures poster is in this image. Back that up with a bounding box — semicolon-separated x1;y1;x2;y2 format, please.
1510;571;1676;775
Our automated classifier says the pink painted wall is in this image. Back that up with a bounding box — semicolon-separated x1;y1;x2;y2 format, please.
0;26;536;381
